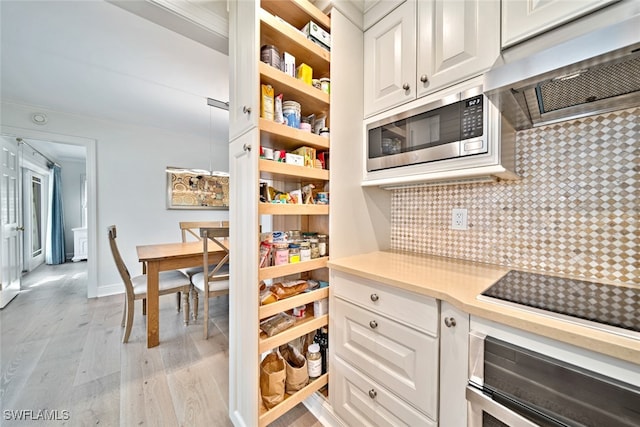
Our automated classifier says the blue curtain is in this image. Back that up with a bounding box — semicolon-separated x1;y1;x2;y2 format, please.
46;164;65;264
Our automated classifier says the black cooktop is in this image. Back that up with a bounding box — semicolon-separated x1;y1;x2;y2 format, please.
481;270;640;334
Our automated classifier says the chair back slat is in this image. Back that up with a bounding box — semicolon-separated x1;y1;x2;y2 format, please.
179;221;229;242
201;227;230;282
107;225;135;300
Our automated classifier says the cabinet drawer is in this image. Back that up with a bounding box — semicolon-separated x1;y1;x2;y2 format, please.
333;297;439;418
332;270;439;336
332;356;437;427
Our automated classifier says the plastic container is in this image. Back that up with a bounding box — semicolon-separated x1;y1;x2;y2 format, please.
282;100;301;129
307;343;322;379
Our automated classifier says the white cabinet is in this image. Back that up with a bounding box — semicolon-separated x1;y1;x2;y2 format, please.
502;0;618;48
72;227;87;262
364;0;500;117
364;1;416;117
439;301;469;427
330;270;439;425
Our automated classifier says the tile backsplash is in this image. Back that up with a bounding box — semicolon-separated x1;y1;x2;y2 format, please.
391;107;638;285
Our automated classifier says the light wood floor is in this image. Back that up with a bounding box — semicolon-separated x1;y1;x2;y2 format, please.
0;262;322;426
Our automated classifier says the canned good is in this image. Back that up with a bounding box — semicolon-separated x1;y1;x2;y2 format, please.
261;45;280;69
282;100;301;129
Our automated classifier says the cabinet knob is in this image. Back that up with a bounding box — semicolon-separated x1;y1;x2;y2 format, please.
368;389;377;399
402;83;410;91
242;106;252;114
370;293;379;302
243;144;252;152
444;317;456;328
16;226;25;231
420;74;429;83
369;320;378;329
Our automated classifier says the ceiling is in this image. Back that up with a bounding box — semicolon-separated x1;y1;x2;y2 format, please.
0;0;231;162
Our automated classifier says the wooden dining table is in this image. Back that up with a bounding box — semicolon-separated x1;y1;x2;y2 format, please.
136;239;229;348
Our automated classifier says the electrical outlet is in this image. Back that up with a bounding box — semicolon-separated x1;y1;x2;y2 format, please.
451;208;468;230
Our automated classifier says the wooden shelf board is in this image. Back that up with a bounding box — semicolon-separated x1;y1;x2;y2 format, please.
259;314;328;353
259;118;330;151
261;0;330;31
258;373;329;427
259;203;329;215
260;9;330;76
260;63;329;117
259;286;329;320
259;159;328;181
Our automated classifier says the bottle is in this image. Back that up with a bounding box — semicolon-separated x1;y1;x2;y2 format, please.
307;343;322;379
318;234;328;257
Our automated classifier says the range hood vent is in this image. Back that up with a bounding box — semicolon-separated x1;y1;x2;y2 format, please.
485;15;640;130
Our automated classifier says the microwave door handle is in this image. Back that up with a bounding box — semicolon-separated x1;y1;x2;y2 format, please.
466;386;539;427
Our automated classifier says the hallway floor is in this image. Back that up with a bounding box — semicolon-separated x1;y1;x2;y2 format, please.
0;262;321;426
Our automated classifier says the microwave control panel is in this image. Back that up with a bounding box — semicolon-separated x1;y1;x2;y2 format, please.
461;95;483;139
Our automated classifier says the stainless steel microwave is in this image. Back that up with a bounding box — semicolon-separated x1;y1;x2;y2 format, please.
367;86;488;172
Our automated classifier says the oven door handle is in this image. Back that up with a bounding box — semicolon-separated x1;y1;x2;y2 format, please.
466;386;539;427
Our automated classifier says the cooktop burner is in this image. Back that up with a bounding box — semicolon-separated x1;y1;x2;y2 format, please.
480;270;640;336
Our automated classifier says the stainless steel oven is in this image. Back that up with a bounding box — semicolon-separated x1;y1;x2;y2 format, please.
467;331;640;427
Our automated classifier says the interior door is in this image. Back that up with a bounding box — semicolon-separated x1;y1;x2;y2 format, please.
23;169;46;271
1;136;22;308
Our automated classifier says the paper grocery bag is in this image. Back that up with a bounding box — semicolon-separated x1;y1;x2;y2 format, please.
260;352;286;409
285;356;308;394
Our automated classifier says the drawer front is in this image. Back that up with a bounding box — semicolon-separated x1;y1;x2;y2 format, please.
334;297;439;417
333;356;437;427
332;270;439;336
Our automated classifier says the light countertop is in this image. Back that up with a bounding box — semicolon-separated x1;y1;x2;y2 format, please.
328;250;640;365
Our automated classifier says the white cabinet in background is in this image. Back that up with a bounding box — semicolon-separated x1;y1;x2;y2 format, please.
72;227;88;262
501;0;617;48
439;301;469;427
364;0;500;117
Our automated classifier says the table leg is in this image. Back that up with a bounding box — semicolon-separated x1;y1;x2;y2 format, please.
147;262;160;348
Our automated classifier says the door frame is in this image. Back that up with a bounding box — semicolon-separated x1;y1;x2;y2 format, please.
1;126;98;298
21;164;48;272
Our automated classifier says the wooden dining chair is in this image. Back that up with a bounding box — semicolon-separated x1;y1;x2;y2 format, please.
190;227;230;339
178;221;229;279
107;225;192;343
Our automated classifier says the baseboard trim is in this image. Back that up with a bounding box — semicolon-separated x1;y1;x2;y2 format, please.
96;283;123;298
304;389;344;427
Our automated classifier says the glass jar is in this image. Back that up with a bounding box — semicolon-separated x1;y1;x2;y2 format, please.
288;243;300;263
273;243;289;266
318;234;328;257
288;230;301;243
309;238;320;259
307;343;322;379
300;241;311;262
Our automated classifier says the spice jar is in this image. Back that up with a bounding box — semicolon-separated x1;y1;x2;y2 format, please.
273;243;289;266
288;230;301;243
288;243;300;263
318;234;328;257
307;343;322;379
309;238;320;259
300;241;311;262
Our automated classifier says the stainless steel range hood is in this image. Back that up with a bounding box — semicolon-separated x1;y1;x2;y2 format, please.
484;15;640;130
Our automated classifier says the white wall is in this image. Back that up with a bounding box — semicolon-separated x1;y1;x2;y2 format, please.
1;101;230;296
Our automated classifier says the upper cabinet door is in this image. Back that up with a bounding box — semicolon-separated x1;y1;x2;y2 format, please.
364;0;416;118
416;0;500;98
501;0;618;48
228;0;259;141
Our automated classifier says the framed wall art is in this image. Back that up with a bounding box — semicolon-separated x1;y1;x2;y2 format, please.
166;167;229;210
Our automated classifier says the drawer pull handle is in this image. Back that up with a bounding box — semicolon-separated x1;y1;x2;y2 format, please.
444;317;456;328
370;293;379;302
368;389;377;399
369;320;378;329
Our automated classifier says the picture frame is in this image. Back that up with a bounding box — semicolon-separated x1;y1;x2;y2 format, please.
166;167;229;210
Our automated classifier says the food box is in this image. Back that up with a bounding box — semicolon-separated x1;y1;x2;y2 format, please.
296;63;312;85
291;146;316;168
281;52;296;77
285;153;304;166
301;21;331;50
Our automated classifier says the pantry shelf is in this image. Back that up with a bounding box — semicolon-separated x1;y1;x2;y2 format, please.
259;118;330;151
259;158;328;181
260;63;329;117
259;203;329;215
261;0;330;31
259;286;329;320
258;373;329;427
260;313;328;353
260;8;330;74
259;257;328;281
